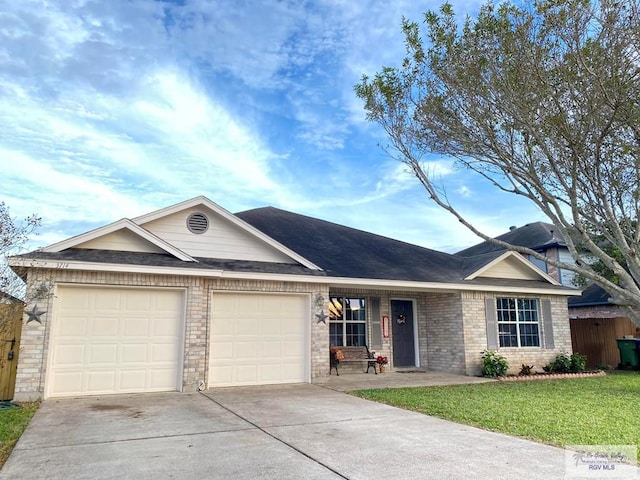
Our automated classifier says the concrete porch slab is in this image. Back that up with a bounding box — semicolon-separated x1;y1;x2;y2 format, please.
314;370;495;392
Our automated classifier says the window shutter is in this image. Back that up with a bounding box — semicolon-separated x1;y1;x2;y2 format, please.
369;297;382;349
542;299;554;349
485;298;498;349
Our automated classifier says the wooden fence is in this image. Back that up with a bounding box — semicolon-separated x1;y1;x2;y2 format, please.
0;304;23;401
570;316;638;369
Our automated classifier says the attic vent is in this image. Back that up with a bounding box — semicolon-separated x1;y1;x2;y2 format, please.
187;213;209;234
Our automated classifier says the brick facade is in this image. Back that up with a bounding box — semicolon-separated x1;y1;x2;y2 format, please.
328;288;572;376
424;293;466;373
15;268;574;400
569;304;630;320
15;268;328;401
461;291;572;375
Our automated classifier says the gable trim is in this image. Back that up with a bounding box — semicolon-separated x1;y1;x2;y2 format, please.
41;219;197;262
132;196;322;271
465;251;560;285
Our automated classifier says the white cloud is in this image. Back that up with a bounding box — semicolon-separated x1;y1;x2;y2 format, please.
0;0;537;256
457;185;472;198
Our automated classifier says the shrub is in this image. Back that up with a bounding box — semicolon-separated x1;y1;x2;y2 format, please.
570;353;587;373
481;350;509;377
544;353;587;373
546;353;572;373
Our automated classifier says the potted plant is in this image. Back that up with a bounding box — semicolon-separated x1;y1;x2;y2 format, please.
376;355;389;373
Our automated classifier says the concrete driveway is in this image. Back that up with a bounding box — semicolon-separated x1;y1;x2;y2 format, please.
1;384;574;479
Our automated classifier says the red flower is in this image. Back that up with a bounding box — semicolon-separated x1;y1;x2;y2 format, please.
376;355;388;365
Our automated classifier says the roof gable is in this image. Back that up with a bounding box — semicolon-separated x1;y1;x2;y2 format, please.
464;251;560;284
133;197;321;269
42;219;196;262
74;228;167;254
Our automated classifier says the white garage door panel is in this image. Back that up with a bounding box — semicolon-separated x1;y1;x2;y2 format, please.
48;287;184;398
209;293;307;387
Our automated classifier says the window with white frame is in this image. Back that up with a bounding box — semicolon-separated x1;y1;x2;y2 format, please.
328;296;367;346
496;297;541;347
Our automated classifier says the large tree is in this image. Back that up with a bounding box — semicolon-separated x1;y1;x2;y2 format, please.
355;0;640;325
0;202;40;299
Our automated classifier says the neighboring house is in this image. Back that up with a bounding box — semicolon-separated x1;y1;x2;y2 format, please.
568;284;638;368
9;197;577;400
457;222;638;368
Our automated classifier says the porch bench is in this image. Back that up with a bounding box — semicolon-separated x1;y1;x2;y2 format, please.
330;346;377;376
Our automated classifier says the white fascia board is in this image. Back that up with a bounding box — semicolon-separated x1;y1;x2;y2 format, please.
9;257;579;296
465;251;560;285
219;271;581;296
41;219;196;262
132;196;322;271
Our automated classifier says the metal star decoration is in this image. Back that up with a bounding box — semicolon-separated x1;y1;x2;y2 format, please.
25;304;46;324
315;310;328;324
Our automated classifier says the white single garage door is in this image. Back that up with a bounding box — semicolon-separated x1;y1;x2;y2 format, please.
47;286;184;398
209;292;308;387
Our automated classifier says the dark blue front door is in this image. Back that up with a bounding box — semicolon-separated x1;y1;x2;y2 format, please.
391;300;415;367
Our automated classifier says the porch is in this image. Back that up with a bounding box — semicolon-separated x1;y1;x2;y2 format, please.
314;369;495;392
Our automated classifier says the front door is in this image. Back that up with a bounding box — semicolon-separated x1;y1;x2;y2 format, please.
391;300;415;367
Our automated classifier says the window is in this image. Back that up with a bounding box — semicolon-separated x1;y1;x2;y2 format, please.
328;296;366;346
496;297;540;347
527;254;547;273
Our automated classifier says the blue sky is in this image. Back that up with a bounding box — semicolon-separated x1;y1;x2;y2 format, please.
1;0;545;254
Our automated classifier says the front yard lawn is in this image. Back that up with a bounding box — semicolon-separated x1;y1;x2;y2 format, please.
353;372;640;449
0;402;39;468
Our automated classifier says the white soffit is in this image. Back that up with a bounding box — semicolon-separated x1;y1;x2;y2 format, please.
41;219;196;262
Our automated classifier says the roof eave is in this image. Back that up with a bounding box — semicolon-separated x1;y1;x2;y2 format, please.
9;257;579;296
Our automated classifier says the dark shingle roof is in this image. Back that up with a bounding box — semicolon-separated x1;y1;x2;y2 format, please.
568;283;611;307
15;249;326;276
455;222;566;257
460;250;506;278
236;207;463;282
14;206;572;291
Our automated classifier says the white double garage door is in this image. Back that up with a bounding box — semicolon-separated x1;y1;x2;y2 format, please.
47;287;309;398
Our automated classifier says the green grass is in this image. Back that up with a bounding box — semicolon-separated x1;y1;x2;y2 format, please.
353;372;640;448
0;402;39;468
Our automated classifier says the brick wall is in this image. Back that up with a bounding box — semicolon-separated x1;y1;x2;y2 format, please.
545;247;559;282
15;268;328;401
425;292;466;373
326;288;573;376
569;304;630;320
461;291;572;375
15;267;576;399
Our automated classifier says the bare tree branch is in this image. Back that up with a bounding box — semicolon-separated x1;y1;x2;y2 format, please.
356;0;640;325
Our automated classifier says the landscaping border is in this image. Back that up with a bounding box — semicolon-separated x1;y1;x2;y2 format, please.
498;370;606;382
